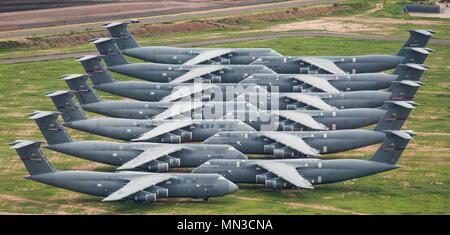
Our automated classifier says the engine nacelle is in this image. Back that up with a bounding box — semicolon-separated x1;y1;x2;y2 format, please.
211;75;222;83
147;160;169;172
264;177;286;189
132;191;156;203
180;130;193;141
191;113;203;120
293;85;303;92
273;148;295;158
286;104;297;110
204;74;221;83
299;67;310;74
170;135;181;143
256;173;272;184
280;122;294;131
273;149;285;158
201;95;211;102
263;144;274;153
149;186;169;198
161;156;181;168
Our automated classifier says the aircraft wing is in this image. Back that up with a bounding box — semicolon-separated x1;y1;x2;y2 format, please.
256;161;313;189
161;84;217;102
299;57;346;75
291;75;339;93
152;102;205;120
117;145;184;170
183;49;234;65
102;174;171;201
169;65;225;83
131;120;194;142
277;111;328;130
282;93;336;110
261;131;320;156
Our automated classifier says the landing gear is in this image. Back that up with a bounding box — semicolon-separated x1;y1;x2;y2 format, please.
203;197;209;203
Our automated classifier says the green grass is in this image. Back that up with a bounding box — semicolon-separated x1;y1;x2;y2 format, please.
0;34;448;214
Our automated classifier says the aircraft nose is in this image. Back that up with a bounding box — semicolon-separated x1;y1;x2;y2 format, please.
228;181;239;194
213;177;239;195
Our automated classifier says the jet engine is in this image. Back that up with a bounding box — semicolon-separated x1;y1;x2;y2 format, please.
255;172;275;184
132;191;156;203
286;104;297;110
149;186;168;198
204;74;221;83
147;160;169;172
264;177;287;189
273;147;295;158
161;156;181;168
174;130;193;141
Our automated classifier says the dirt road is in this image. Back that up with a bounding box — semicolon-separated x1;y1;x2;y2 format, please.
0;0;343;39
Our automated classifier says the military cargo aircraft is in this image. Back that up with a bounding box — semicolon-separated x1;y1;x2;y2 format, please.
250;30;434;75
62;72;414;131
91;37;276;83
61;73;255;120
10;140;238;203
61;74;415;132
29;111;247;172
47;89;416;158
202;100;416;157
103;21;283;65
239;63;428;92
77;54;263;102
193;130;414;189
76;54;423;110
104;21;433;75
234;80;422;110
46;90;255;143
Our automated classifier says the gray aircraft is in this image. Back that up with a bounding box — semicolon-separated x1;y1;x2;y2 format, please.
29;111;247;172
10;140;238;203
193;130;414;190
77;54;263;102
61;73;254;120
234;80;422;110
46;90;255;143
250;30;434;75
202;100;416;157
239;63;427;92
76;54;423;110
104;21;432;74
103;21;283;65
61;73;413;132
91;37;276;83
46;91;414;158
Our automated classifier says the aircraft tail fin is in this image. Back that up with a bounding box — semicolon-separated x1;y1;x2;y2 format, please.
28;111;73;145
46;90;88;122
388;80;423;101
76;55;115;85
369;130;415;165
60;74;102;104
398;47;431;64
374;101;418;131
392;64;427;81
9;140;56;176
102;22;140;50
397;29;433;55
89;37;128;66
